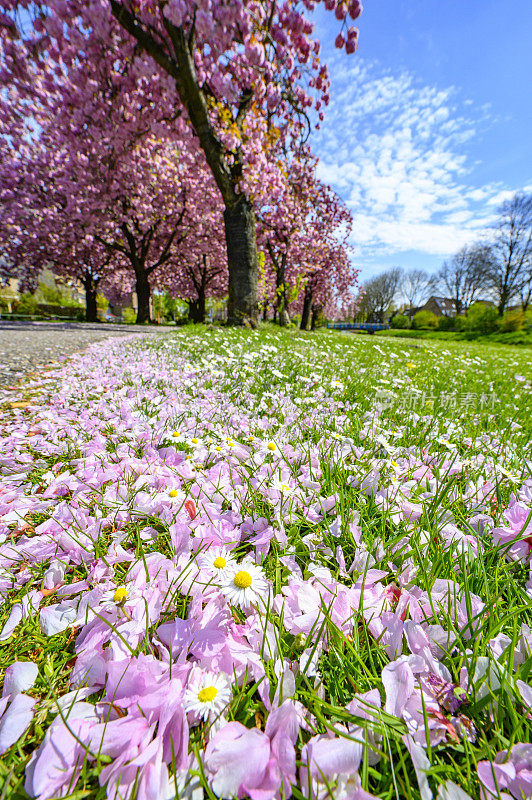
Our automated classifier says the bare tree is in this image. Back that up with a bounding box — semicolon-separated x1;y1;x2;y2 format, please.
401;268;437;309
358;267;402;322
438;244;491;315
486;193;532;315
519;259;532;311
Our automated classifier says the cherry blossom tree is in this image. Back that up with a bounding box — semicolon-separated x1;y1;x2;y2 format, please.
298;239;356;328
258;154;317;326
167;208;228;324
258;149;355;326
91;137;191;323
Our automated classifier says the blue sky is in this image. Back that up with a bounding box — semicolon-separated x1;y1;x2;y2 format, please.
311;0;532;281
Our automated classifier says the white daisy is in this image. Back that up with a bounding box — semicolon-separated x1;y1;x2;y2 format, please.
197;547;236;581
152;484;184;505
183;670;232;721
221;561;269;609
99;583;131;608
98;583;141;618
270;476;295;497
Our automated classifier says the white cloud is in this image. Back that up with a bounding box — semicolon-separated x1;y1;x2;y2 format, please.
315;57;526;273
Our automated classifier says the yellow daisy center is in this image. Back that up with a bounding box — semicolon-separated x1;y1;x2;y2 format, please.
172;431;180;438
169;489;178;498
281;484;290;491
213;557;227;569
215;446;222;452
267;442;276;451
191;438;198;444
198;686;218;703
234;570;253;589
113;587;127;603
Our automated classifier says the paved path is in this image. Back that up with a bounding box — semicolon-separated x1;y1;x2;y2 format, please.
0;321;175;390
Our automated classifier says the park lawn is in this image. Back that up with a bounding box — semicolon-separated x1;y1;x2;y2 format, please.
0;325;531;800
375;328;532;346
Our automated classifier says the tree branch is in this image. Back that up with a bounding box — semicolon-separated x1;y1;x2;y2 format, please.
109;1;236;206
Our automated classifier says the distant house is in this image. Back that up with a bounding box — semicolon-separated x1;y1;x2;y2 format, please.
405;296;457;318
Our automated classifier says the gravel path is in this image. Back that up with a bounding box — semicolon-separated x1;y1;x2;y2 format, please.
0;321;175;391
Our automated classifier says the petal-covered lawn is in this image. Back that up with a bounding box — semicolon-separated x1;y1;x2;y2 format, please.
0;327;531;800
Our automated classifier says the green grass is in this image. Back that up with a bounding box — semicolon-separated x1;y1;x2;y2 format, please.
375;328;532;346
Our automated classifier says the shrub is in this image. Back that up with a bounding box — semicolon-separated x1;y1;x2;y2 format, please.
14;293;38;314
390;314;410;329
122;307;137;324
437;315;456;331
412;310;438;330
35;303;84;319
466;302;499;335
500;309;526;332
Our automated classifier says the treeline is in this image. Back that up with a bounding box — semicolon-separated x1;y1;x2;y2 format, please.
0;1;362;327
356;193;532;323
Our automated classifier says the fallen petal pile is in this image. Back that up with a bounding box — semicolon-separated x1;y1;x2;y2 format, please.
0;327;531;800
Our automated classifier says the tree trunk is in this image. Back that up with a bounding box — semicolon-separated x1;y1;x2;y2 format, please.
188;300;199;322
277;260;290;328
188;291;206;323
300;286;313;330
272;250;290;326
85;283;98;323
197;287;206;323
224;197;259;326
497;292;508;316
311;304;320;331
279;307;290;326
135;266;151;324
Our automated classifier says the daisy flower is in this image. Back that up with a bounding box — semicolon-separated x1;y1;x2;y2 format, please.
152;483;184;505
99;583;132;608
98;582;141;618
197;546;236;581
221;561;269;609
183;670;232;721
270;475;295;497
